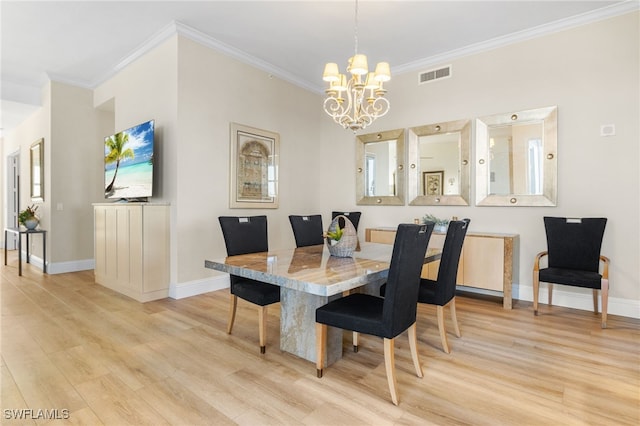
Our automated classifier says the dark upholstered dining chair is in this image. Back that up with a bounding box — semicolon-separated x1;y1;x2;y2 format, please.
331;211;362;231
218;216;281;353
288;215;325;247
533;217;609;328
315;223;434;405
381;219;469;354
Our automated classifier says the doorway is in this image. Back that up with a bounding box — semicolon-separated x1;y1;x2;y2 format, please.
5;151;19;249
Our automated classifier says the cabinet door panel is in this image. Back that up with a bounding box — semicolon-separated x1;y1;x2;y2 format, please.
368;230;396;245
128;206;144;290
143;206;169;292
462;236;504;291
94;207;107;281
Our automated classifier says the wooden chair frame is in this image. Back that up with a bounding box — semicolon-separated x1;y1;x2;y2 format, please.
533;251;610;328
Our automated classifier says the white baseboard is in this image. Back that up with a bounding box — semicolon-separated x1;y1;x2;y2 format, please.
17;252;95;274
47;259;95;274
514;283;640;319
169;274;230;299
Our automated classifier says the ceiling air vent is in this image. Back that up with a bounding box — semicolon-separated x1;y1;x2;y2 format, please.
419;65;452;84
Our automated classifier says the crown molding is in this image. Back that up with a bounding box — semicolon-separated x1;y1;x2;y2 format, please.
43;1;639;95
393;0;640;76
173;21;320;93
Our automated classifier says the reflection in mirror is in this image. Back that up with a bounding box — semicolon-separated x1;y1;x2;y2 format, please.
30;138;44;201
408;120;470;206
356;129;404;205
476;106;557;206
364;140;396;196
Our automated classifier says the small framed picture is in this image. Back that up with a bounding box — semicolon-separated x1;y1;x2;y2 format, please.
229;123;279;209
423;170;444;196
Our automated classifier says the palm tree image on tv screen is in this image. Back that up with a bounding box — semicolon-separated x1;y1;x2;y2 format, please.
104;120;154;200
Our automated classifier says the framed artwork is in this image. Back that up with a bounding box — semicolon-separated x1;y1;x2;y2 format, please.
423;170;443;196
229;123;279;209
30;138;44;201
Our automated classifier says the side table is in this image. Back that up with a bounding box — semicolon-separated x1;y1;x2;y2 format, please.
4;227;47;276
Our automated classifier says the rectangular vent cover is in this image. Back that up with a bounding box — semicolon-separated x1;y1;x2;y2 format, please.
419;65;452;84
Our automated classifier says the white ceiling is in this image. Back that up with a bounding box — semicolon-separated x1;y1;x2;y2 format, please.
1;0;636;137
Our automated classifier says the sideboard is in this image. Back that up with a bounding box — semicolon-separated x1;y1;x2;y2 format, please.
94;203;169;302
365;227;518;309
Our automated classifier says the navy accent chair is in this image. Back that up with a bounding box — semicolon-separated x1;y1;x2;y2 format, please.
331;211;362;231
218;216;280;353
289;215;325;247
315;223;434;405
533;217;609;328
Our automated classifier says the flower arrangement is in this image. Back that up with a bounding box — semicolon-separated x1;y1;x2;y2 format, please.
18;204;39;226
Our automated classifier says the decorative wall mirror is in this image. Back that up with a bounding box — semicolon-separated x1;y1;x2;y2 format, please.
408;119;470;206
356;128;405;205
30;138;44;201
476;106;557;206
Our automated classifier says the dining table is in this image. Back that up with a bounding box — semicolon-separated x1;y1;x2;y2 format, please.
205;242;441;366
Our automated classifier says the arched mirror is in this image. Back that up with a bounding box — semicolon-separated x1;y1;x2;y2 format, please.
408;119;470;206
476;106;557;206
356;128;405;205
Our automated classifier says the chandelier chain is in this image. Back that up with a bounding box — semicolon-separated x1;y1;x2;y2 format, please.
354;0;359;56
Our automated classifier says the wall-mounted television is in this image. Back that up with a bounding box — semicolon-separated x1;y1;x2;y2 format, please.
104;119;155;201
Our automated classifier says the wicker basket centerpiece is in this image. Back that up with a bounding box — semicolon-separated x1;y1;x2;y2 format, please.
325;215;358;257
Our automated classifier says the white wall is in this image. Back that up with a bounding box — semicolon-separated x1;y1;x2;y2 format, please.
318;12;639;316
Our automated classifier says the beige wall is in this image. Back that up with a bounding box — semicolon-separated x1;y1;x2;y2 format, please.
318;12;639;314
2;12;638;316
49;82;107;264
175;36;324;284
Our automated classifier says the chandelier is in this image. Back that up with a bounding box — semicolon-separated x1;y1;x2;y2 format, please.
322;0;391;132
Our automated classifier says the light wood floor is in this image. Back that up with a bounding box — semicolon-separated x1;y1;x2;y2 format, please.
1;251;639;425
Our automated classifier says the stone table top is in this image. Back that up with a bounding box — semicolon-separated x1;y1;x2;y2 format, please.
205;242;441;297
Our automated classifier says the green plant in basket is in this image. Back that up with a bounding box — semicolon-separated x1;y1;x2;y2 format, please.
325;226;343;242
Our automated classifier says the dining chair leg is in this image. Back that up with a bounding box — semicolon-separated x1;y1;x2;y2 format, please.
437;305;450;354
316;323;326;378
601;279;609;329
548;283;554;306
407;323;423;378
450;298;461;338
533;272;540;315
227;294;238;334
383;338;399;406
592;290;599;314
352;332;359;352
258;306;267;354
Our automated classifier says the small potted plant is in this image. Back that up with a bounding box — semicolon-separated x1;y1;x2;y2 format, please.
18;204;39;230
422;213;449;233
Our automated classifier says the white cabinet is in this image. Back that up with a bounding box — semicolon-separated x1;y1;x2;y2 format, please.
94;203;169;302
366;227;518;309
